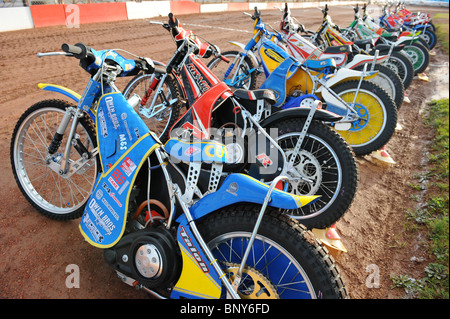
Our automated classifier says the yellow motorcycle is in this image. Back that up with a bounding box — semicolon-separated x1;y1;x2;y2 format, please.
208;7;398;156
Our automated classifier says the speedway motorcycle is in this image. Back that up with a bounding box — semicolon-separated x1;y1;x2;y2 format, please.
10;42;347;299
206;7;398;157
123;14;358;230
301;4;415;90
342;4;431;75
379;3;437;50
276;3;404;109
396;1;435;31
359;3;431;50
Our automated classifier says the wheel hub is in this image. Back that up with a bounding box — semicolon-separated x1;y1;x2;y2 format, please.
348;103;369;132
405;48;420;65
286;149;322;195
299;97;317;108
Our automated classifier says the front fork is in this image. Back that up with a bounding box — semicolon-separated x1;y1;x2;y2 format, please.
47;107;95;176
319;64;369;124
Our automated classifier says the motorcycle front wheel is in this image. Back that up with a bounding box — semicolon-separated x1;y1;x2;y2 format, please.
207;50;260;90
122;71;181;143
331;80;398;156
269;119;358;229
10;100;98;220
198;206;348;299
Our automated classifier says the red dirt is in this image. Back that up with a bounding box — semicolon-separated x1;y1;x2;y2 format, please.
0;5;448;299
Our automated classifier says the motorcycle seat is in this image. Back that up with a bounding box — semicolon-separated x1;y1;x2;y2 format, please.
323;45;352;54
164;138;229;164
233;89;277;105
375;43;404;52
304;58;336;71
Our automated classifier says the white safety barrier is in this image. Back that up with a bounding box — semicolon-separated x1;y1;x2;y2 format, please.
126;1;171;20
200;3;228;14
0;7;34;32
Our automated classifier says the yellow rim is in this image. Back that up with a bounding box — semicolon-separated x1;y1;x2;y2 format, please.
337;90;385;147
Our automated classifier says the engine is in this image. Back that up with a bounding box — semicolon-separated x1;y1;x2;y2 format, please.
104;227;182;291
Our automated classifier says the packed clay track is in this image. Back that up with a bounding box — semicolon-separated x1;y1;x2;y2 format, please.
0;5;448;299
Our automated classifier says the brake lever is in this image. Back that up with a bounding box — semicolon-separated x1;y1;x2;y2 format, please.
37;52;73;58
149;20;164;25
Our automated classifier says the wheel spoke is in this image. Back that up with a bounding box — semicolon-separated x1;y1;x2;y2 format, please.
12;104;97;217
208;232;316;299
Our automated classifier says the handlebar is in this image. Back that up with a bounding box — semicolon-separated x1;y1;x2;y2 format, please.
318;4;328;17
159;13;229;63
243;7;261;21
243;8;283;41
58;43;156;75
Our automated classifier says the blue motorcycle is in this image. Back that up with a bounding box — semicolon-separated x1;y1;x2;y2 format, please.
10;43;347;299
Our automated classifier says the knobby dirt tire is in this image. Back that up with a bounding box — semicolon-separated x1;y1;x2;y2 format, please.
382;50;414;90
269;119;358;229
198;206;348;299
421;29;437;50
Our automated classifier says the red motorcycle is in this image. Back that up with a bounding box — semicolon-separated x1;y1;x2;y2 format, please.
122;13;358;230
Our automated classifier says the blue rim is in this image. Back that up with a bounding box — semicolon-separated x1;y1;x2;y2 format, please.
210;233;315;299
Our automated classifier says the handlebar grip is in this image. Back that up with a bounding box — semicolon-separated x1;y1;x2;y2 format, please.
168;12;178;27
61;43;83;56
61;43;93;61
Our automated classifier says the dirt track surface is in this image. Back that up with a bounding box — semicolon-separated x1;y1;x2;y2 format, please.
0;5;448;299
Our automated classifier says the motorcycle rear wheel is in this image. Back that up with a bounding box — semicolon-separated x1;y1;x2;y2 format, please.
198;206;348;299
379;50;414;89
269;119;358;229
10;100;98;220
354;63;404;110
420;28;437;50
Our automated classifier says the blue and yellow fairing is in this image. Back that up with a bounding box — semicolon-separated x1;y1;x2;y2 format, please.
171;224;223;299
186;173;319;222
79;92;160;248
171;173;319;299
